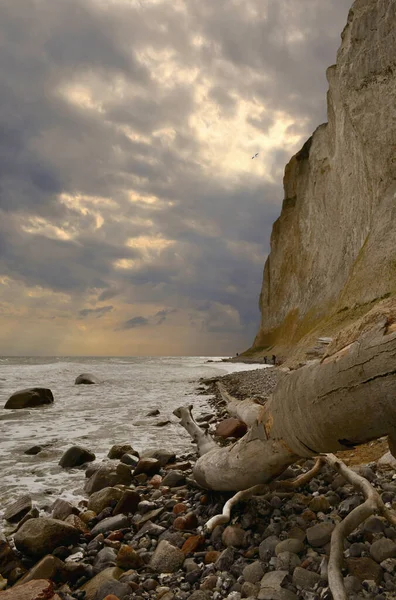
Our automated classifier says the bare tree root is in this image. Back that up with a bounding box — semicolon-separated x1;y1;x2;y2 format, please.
173;405;217;456
324;454;396;600
205;457;324;531
216;381;265;426
205;484;269;531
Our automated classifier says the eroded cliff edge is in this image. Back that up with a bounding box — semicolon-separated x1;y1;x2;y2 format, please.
249;0;396;364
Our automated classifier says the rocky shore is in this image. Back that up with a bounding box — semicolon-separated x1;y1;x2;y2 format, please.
1;368;396;600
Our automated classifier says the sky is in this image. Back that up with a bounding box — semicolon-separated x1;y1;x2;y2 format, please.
0;0;351;357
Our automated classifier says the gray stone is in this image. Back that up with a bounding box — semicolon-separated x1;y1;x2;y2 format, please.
59;446;95;468
241;581;259;598
363;516;386;534
259;536;280;559
349;542;368;558
94;580;131;600
93;547;117;572
338;495;363;516
306;523;334;547
260;571;289;589
4;495;32;523
215;547;235;571
90;514;130;536
370;538;396;563
292;566;322;589
149;540;185;573
80;568;124;600
188;592;212;600
75;373;98;384
276;551;301;573
5;388;53;409
242;561;265;584
143;449;176;467
51;498;75;521
161;470;186;487
275;539;304;555
344;575;362;594
380;557;396;573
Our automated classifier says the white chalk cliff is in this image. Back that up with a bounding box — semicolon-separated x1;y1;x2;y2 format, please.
251;0;396;362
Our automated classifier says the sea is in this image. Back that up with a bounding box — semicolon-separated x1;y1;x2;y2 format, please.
0;356;266;528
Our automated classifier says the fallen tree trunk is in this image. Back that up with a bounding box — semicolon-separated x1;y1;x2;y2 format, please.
175;319;396;491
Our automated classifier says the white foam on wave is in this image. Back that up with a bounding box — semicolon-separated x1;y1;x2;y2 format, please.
0;356;233;527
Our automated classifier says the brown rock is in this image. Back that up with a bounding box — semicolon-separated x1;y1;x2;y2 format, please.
173;504;187;515
113;490;141;516
181;536;205;555
173;517;186;531
4;389;53;410
80;510;96;524
221;525;248;548
84;465;132;495
0;536;26;583
301;509;316;522
0;579;54;600
204;551;221;564
215;418;247;438
308;496;331;513
108;445;138;460
58;446;95;468
64;514;88;533
184;513;198;529
134;458;161;476
346;557;383;583
200;575;218;590
80;568;124;600
149;475;162;488
87;487;123;514
15;556;65;585
116;545;144;570
164;462;191;471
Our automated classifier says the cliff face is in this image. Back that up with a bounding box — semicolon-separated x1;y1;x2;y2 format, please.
252;0;396;361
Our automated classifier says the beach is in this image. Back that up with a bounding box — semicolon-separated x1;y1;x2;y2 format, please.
1;364;396;600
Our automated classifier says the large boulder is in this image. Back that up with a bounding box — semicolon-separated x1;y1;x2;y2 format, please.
13;518;80;559
75;373;98;385
59;446;96;468
4;388;53;410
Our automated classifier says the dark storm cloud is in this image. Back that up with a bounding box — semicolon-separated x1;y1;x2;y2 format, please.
78;306;113;319
120;316;149;330
0;0;352;352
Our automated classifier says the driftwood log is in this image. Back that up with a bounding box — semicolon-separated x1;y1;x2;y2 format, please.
174;319;396;600
175;319;396;491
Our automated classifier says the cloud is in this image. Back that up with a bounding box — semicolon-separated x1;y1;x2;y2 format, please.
78;305;113;319
120;316;149;330
0;0;352;355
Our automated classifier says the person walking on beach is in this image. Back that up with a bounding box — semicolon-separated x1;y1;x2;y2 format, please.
263;356;267;364
272;354;276;365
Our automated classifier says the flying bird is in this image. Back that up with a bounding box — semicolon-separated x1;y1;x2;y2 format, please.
251;152;259;159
